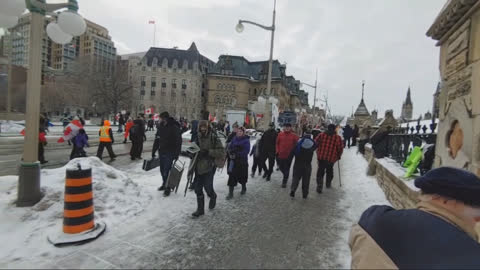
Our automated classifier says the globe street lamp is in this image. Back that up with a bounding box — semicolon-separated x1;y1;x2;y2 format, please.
0;0;87;207
236;0;276;106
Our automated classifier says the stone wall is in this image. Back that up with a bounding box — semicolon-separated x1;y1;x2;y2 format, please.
364;144;420;209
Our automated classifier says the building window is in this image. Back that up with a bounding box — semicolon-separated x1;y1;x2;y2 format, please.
151;87;156;96
172;79;177;89
151;77;156;87
161;89;166;96
142;66;146;71
161;78;166;88
140;89;145;96
182;79;187;89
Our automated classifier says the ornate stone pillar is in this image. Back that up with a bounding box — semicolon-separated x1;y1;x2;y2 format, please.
427;1;480;176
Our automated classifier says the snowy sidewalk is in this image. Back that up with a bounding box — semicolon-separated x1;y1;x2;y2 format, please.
0;147;388;269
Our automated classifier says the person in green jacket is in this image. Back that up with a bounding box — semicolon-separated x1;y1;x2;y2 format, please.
191;120;226;218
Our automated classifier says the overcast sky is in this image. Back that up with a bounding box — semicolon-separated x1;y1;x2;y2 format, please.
62;0;444;117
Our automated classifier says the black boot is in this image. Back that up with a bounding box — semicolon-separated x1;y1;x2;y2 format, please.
192;196;205;218
226;186;234;200
262;173;268;179
209;193;217;210
240;184;246;195
281;179;287;188
266;174;271;181
164;187;171;197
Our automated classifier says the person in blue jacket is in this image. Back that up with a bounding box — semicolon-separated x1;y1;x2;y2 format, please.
226;126;250;199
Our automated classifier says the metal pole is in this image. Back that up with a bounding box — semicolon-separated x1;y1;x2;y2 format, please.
17;10;44;207
266;0;276;101
153;22;156;47
7;61;13;114
338;160;342;187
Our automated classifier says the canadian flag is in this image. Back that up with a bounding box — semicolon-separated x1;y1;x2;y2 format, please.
145;108;153;115
153;113;160;121
57;119;83;143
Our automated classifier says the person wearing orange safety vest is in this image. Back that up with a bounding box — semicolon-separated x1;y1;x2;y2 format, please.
96;120;117;161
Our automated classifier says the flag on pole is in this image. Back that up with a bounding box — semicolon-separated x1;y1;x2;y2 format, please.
148;20;155;24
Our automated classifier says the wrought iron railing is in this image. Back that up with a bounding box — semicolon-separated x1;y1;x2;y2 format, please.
371;119;438;165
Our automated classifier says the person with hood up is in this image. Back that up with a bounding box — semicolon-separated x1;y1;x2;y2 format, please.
259;122;278;181
276;123;299;188
129;117;147;160
343;124;353;148
290;128;317;199
226;123;239;144
226;126;251;199
71;129;89;159
315;124;343;193
250;140;265;178
350;167;480;269
190;120;225;218
96;120;116;161
152;112;182;197
123;117;134;143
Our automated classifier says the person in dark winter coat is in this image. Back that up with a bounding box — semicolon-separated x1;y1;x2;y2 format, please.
259;122;278;181
118;113;125;133
191;120;226;218
152;112;182;196
290;128;317;199
130;118;147;160
370;127;392;159
350;167;480;269
147;116;154;131
276;123;299;188
250;140;265;177
226;126;251;199
72;129;89;159
343;124;353;148
315;124;343;193
352;124;359;146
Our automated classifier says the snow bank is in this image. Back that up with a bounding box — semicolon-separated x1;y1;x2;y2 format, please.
0;157;152;264
0;120;24;134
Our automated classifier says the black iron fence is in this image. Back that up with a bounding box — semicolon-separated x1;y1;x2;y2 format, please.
371;120;438;171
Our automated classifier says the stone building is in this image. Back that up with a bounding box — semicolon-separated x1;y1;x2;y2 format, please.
206;55;309;128
131;43;214;120
400;87;413;121
426;0;480;176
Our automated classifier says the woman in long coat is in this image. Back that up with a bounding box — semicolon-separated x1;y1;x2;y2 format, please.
226;126;250;199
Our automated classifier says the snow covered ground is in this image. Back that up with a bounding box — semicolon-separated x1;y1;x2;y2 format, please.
0;146;388;269
0;120;24;134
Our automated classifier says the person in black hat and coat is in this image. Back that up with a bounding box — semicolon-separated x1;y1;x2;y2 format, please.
152;111;182;196
259;122;278;181
349;167;480;269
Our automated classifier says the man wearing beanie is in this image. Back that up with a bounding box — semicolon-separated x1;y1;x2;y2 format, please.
349;167;480;269
152;111;182;196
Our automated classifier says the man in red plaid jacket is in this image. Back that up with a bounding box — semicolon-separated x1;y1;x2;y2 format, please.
314;124;343;193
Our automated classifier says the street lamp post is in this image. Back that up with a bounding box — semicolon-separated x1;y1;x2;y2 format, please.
301;69;318;123
11;0;87;207
236;0;276;119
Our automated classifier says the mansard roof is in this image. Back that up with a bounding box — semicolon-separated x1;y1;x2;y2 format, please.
209;55;285;80
143;42;215;69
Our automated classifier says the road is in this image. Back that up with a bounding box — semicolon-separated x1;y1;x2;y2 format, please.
0;130;157;176
7;147;388;269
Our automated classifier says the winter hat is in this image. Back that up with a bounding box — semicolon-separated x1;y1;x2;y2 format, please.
414;167;480;207
198;120;209;131
238;126;246;133
328;124;336;132
233;123;239;128
160;111;170;119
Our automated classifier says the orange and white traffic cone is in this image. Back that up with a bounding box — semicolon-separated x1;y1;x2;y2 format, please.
48;165;106;246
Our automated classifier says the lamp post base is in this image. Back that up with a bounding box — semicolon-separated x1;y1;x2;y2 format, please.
17;162;43;207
